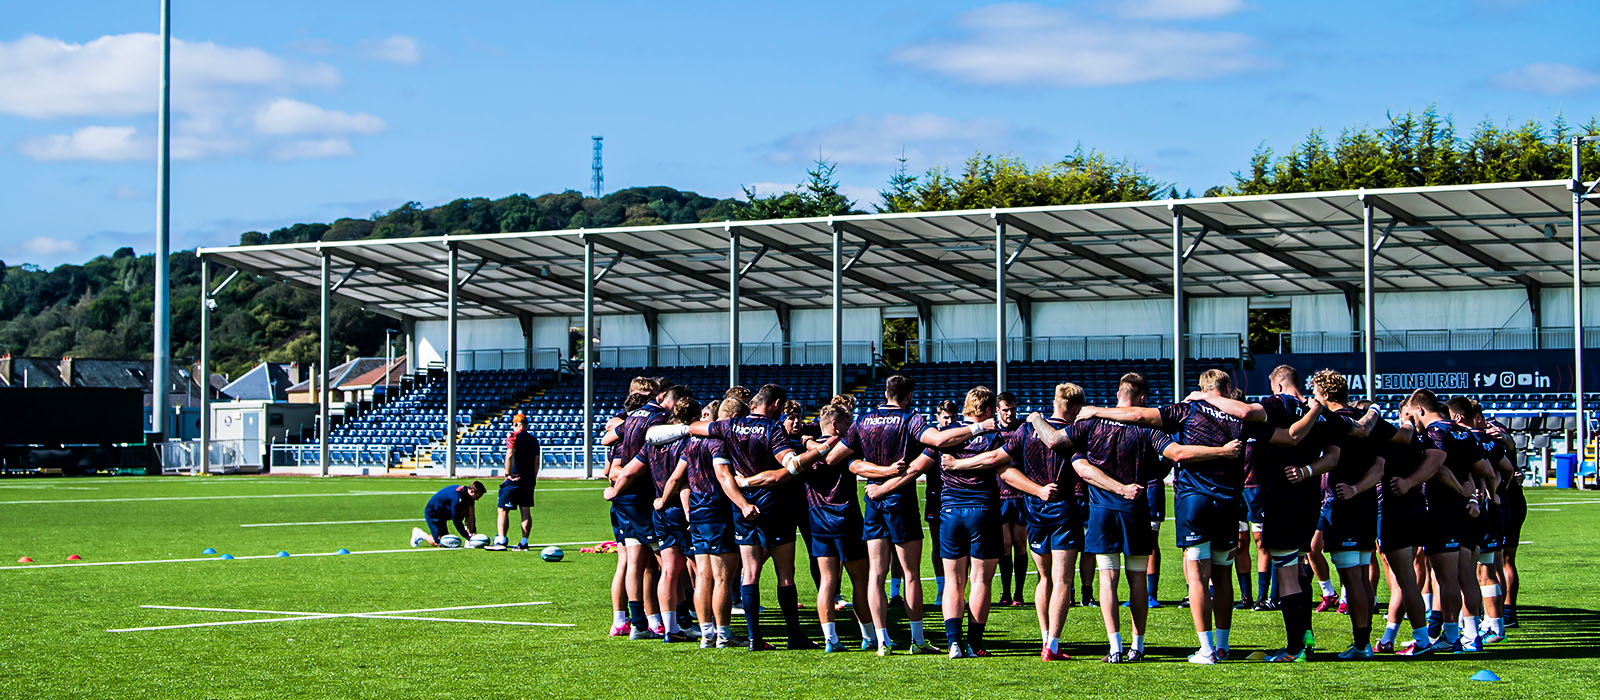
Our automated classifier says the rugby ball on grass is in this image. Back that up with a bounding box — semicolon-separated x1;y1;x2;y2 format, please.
540;546;564;562
439;535;463;549
466;534;489;549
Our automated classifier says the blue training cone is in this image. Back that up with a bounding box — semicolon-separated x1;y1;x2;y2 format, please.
276;551;290;557
201;548;216;555
218;554;234;560
334;548;350;555
1470;670;1500;682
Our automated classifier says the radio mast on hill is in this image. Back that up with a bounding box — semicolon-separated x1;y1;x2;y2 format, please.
591;136;604;198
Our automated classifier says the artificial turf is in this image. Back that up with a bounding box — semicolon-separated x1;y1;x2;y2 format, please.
1;475;1594;699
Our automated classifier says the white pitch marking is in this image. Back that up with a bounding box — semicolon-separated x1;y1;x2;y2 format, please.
112;601;567;632
0;491;434;506
241;518;417;528
1526;508;1560;511
0;541;606;571
0;485;99;490
1523;499;1600;506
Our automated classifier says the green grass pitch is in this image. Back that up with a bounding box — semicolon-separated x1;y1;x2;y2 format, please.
1;476;1595;699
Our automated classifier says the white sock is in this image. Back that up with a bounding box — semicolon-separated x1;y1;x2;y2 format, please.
718;624;733;640
701;622;716;638
1047;636;1059;653
1318;579;1336;597
910;620;925;643
1109;632;1123;654
877;627;892;647
646;613;663;630
1197;630;1216;655
612;610;627;626
1423;593;1434;610
1133;635;1145;652
1339;586;1347;604
1463;615;1479;640
1216;628;1231;650
821;622;839;644
1381;623;1399;644
663;615;680;634
1491;617;1504;635
859;621;873;640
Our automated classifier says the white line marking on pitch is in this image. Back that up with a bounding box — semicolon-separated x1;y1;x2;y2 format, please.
241;518;418;528
0;540;608;571
110;601;570;633
0;484;608;506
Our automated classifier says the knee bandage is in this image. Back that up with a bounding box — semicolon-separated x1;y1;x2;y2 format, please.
1268;549;1300;569
1150;521;1162;532
1183;543;1212;561
1096;553;1122;571
1211;548;1235;567
1330;550;1370;569
1125;555;1150;573
1238;521;1250;533
1250;522;1264;533
1480;584;1501;598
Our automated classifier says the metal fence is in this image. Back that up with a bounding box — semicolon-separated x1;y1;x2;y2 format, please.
454;348;563;371
159;438;260;474
1278;327;1600;354
922;334;1242;363
594;341;875;368
266;442;598;478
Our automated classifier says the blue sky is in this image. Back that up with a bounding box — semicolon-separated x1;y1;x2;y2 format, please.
2;0;1597;268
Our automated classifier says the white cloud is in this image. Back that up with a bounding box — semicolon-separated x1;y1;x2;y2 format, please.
891;3;1265;87
1488;62;1600;95
21;236;81;256
254;98;385;135
0;33;339;119
1117;0;1246;19
360;35;420;66
111;185;147;201
17;126;145;161
271;137;354;160
766;113;1036;166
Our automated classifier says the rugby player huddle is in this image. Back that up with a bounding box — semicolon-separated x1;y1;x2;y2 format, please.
598;365;1526;663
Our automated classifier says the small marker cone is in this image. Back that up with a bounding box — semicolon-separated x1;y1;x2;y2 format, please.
276;551;290;557
218;553;234;560
1470;670;1500;682
1246;651;1266;661
201;547;217;555
66;554;81;561
335;548;351;555
17;556;32;563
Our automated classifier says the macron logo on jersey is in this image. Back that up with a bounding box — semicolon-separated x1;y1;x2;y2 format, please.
858;415;905;428
1193;402;1240;425
730;423;769;437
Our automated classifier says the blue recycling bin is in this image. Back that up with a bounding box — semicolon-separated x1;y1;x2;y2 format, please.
1553;453;1577;489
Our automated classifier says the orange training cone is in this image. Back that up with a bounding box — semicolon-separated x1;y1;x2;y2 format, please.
17;557;32;563
66;554;82;561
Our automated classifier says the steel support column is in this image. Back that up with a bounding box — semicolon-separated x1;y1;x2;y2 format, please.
198;256;210;475
446;244;458;478
994;214;1007;393
152;0;172;439
729;226;741;388
582;237;596;479
1573;138;1588;453
318;252;331;477
1362;195;1377;403
831;222;843;396
1171;208;1184;403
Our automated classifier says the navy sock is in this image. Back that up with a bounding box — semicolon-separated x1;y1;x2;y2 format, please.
1283;592;1310;653
777;585;803;637
740;584;760;641
1147;572;1159;599
1237;571;1252;600
967;620;986;649
998;554;1013;598
1258;571;1272;602
627;600;646;631
943;618;963;648
1013;560;1027;602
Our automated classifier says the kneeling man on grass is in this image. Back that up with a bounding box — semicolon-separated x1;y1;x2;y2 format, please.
412;482;486;547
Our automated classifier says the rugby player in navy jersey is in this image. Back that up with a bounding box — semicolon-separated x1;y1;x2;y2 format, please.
896;387;1059;659
994;392;1031;608
1394;389;1494;653
603;384;692;640
672;401;739;647
931;399;961;599
495;413;541;551
1367;413;1438;655
634;398;701;643
414;481;485;546
649;384;838;651
1074;369;1318;664
792;404;877;653
1447;397;1517;645
823;376;987;655
1057;374;1242;663
942;382;1090;660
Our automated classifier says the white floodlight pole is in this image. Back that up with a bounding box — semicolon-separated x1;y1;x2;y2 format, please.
1573;137;1588;455
446;243;459;478
199;256;210;474
582;236;596;479
318;252;331;477
729;225;740;389
152;0;172;439
1171;206;1185;403
994;213;1007;393
1361;193;1377;403
831;221;844;396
